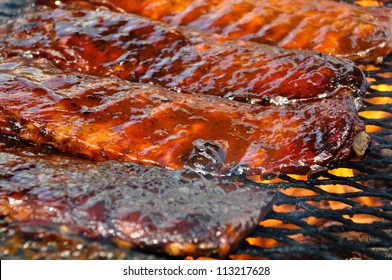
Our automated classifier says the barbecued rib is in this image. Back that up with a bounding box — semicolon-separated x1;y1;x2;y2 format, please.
37;0;392;62
0;58;369;176
0;7;366;106
0;144;276;257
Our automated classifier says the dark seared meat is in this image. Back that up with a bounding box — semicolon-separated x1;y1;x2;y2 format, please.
0;223;165;260
0;141;276;257
0;7;366;105
0;58;369;176
38;0;392;62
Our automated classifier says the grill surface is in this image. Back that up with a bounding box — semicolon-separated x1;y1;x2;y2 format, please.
0;0;391;260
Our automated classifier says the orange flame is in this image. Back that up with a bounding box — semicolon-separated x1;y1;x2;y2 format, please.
355;1;383;7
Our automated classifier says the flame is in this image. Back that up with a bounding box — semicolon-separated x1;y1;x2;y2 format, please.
230;254;268;260
370;84;392;92
376;72;392;79
355;1;383;7
247;237;281;248
319;168;382;208
258;219;301;230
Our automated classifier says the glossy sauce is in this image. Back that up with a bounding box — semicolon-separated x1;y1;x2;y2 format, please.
40;0;392;62
0;7;366;105
0;58;367;176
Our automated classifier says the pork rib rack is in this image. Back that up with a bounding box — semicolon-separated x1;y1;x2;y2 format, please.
0;141;275;257
0;58;369;176
36;0;392;62
0;7;366;106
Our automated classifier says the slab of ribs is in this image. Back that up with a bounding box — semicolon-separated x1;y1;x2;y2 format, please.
1;0;389;258
0;138;275;257
0;7;367;105
36;0;392;62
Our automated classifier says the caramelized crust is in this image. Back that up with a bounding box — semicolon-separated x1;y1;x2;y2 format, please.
0;7;366;105
36;0;392;62
0;146;275;257
0;58;368;176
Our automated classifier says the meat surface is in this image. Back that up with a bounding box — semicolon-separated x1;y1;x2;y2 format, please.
0;223;164;260
0;139;276;257
0;58;369;176
0;7;366;105
37;0;392;62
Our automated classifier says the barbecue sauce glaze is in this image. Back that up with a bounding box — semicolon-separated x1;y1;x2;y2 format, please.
36;0;392;62
0;7;367;106
0;58;368;176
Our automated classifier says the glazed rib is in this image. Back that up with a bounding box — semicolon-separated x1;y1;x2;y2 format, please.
38;0;392;62
0;7;366;105
0;58;369;176
0;144;275;257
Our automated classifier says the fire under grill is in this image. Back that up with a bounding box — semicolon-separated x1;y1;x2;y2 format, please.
0;0;391;260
